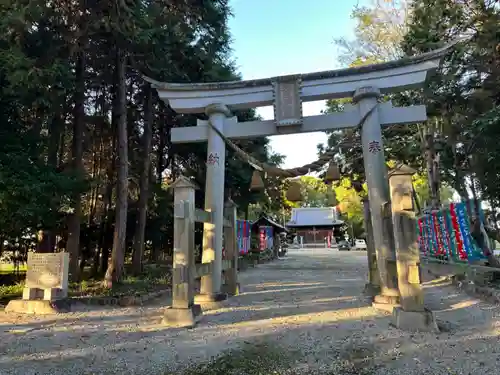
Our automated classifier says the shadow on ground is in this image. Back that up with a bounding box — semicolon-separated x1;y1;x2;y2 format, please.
0;249;498;375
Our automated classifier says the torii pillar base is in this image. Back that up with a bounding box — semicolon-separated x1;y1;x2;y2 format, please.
392;307;439;333
194;292;228;310
372;293;400;313
162;304;202;328
364;283;381;298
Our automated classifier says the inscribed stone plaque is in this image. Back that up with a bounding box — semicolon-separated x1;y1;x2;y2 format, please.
26;252;69;290
389;175;414;211
273;78;302;127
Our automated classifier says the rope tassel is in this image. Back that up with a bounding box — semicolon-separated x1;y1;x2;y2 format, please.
250;170;265;191
325;162;341;183
286;180;304;202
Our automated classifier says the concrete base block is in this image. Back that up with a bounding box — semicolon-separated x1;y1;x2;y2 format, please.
22;287;41;300
392;307;439;333
372;294;401;313
374;294;400;305
221;283;240;297
5;299;70;315
162;304;202;328
363;283;381;297
372;301;400;313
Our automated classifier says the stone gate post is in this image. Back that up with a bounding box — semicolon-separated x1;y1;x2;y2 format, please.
163;176;201;327
199;103;231;302
354;86;400;310
389;165;438;332
222;200;239;296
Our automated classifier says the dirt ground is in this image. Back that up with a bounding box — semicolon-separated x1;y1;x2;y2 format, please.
0;249;499;375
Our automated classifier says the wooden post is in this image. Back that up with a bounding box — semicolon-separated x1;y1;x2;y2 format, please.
163;176;202;327
389;165;439;332
222;200;239;296
272;232;280;259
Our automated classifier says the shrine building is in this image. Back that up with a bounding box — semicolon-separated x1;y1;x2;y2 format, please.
286;207;344;247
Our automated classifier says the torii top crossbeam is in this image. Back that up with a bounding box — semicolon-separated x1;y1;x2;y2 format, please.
144;42;456;115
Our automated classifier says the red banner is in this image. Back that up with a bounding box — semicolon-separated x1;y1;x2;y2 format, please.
432;212;445;255
417;218;425;255
449;203;467;260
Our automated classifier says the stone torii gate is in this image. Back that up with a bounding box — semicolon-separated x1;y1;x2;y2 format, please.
146;43;456;314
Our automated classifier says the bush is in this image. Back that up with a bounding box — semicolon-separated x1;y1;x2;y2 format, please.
259;248;274;262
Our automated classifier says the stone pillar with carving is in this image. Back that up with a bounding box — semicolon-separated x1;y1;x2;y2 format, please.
389;164;438;332
163;176;201;327
198;103;231;303
222;200;239;296
354;86;399;310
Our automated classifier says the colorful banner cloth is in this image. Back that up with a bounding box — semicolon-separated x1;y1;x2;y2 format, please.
417;200;486;262
236;219;251;254
259;226;274;251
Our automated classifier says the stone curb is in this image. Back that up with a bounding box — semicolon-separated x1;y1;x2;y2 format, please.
423;264;500;305
68;289;171;307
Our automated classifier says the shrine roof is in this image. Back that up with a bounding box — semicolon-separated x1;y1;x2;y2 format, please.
144;38;463;92
286;207;344;228
251;215;288;233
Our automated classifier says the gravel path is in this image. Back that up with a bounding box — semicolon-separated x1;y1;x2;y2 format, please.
0;249;499;374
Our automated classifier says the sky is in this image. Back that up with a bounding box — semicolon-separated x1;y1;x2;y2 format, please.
228;0;367;168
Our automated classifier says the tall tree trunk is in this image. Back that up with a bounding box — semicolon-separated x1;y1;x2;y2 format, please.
244;205;249;221
450;137;467;199
96;89;114;275
432;147;441;205
104;48;128;286
156;109;166;183
37;231;55;253
132;84;154;274
66;50;86;281
38;113;64;253
58;126;66;167
99;134;116;274
424;124;440;209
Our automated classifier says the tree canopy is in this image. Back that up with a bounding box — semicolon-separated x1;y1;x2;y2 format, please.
321;0;499;213
0;0;285;283
2;0;500;283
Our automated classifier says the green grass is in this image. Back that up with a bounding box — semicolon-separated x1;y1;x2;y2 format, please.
0;264;172;303
167;342;378;375
70;267;172;298
167;343;299;375
0;263;27;273
0;283;25;302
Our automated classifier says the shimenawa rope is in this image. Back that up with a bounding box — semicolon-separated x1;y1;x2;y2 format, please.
205;103;379;179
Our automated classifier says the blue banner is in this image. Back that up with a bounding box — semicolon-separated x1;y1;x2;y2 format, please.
417;201;487;262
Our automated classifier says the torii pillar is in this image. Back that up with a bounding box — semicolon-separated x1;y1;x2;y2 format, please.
362;198;381;296
354;87;400;310
197;104;231;303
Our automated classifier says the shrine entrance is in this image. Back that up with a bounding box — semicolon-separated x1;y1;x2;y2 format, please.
296;228;332;248
287;206;344;248
146;40;462;328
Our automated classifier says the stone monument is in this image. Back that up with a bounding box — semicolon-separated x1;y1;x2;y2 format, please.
5;252;70;314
